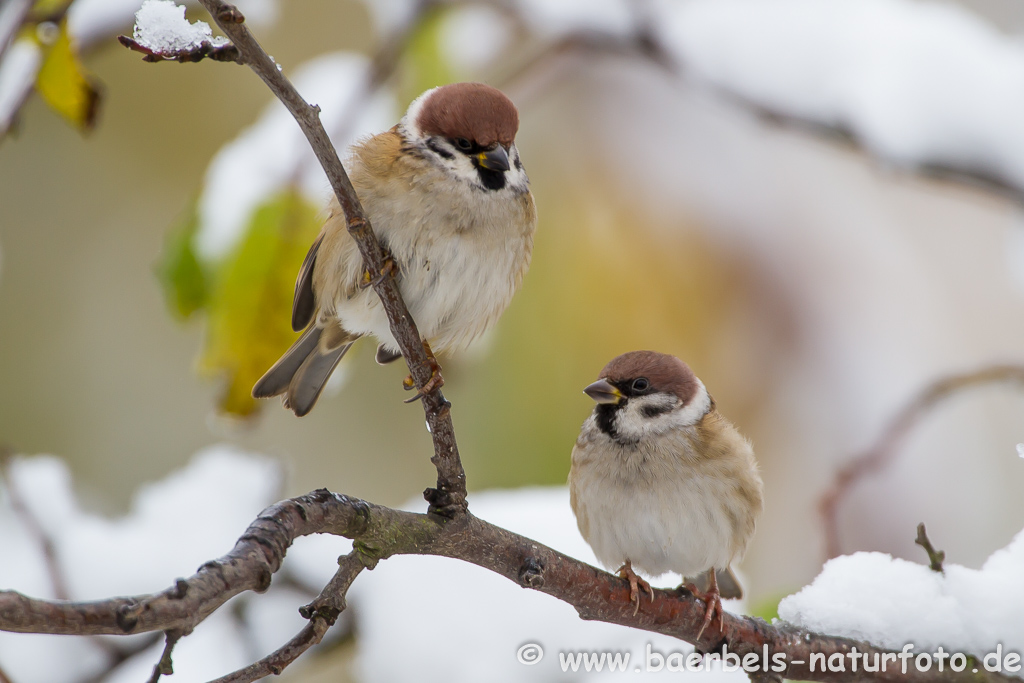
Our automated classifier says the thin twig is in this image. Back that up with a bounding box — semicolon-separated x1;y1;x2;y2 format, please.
118;35;242;63
0;662;12;683
914;523;945;573
208;552;365;683
820;364;1024;558
146;631;183;683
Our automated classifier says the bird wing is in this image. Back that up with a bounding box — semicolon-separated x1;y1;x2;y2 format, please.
292;231;323;331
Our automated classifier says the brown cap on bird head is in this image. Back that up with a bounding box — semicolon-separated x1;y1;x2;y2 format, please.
415;82;519;148
599;350;700;404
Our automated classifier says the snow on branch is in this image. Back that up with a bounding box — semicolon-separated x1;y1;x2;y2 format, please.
119;0;239;62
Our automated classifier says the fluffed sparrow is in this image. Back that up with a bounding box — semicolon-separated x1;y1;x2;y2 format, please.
569;351;763;637
253;82;537;415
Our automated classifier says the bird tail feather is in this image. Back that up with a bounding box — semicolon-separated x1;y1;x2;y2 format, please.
252;326;354;416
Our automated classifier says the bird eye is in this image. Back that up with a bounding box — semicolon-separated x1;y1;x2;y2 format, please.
455;137;472;150
631;378;650;392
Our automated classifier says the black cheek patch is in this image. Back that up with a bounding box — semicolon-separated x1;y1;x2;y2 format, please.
640;403;674;419
476;167;506;191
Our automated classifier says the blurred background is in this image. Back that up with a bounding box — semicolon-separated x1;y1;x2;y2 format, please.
2;0;1024;679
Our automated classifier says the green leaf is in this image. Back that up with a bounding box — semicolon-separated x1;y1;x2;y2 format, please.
156;201;209;320
34;21;99;131
198;191;322;416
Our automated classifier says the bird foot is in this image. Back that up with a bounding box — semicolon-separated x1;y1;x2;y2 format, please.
359;252;396;290
617;561;654;615
683;581;725;641
403;341;444;403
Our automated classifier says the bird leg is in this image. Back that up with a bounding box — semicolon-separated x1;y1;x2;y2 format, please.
403;340;444;402
684;568;724;640
359;249;396;289
616;560;654;615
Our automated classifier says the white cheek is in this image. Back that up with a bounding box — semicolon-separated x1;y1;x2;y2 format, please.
613;381;711;440
505;143;530;190
675;380;711;426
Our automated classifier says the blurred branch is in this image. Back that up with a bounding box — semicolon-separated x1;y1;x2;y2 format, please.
820;364;1024;559
914;523;945;573
81;633;165;683
1;488;1017;683
1;457;71;601
209;551;364;683
0;662;11;683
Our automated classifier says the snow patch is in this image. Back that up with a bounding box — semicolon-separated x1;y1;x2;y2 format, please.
778;530;1024;655
131;0;228;53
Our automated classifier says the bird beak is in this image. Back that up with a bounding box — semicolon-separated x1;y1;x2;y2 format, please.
583;379;623;405
477;145;510;172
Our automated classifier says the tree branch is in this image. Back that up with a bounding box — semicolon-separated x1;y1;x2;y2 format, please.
820;364;1024;558
0;490;1014;683
186;0;467;514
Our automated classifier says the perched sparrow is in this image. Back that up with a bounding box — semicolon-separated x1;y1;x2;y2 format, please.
253;82;537;415
569;351;763;637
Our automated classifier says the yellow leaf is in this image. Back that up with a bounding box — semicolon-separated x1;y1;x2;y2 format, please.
198;191;322;416
35;22;99;130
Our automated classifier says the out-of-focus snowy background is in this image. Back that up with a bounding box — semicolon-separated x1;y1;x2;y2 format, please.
2;0;1024;680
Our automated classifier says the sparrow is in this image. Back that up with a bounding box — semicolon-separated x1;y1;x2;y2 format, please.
569;351;763;638
253;82;537;416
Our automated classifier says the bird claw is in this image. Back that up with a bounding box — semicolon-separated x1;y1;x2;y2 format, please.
402;341;444;402
617;561;654;616
359;253;396;290
684;580;725;641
